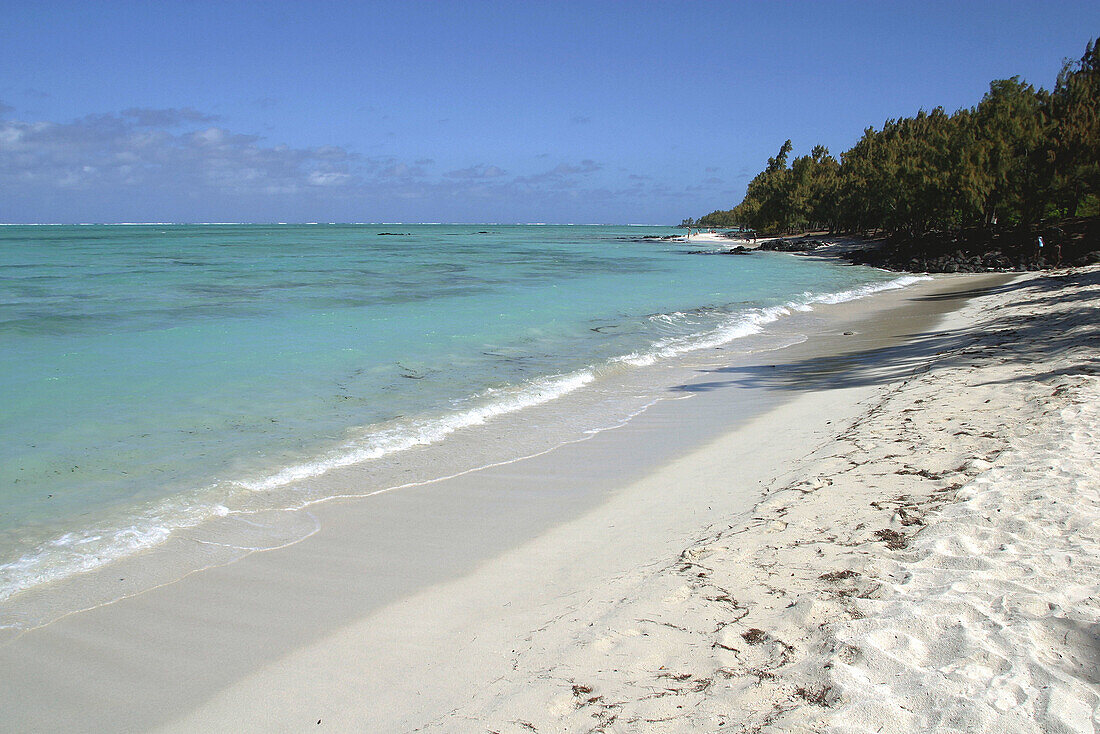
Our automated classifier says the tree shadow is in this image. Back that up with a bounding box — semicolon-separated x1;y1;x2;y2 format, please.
907;280;1033;302
671;272;1100;395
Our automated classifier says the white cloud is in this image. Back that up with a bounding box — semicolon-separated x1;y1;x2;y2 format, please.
0;108;686;223
0;112;359;196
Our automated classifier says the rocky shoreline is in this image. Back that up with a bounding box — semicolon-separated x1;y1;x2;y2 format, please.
839;217;1100;272
691;216;1100;274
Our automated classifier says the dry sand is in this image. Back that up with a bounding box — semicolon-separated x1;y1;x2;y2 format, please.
1;267;1097;733
399;266;1098;734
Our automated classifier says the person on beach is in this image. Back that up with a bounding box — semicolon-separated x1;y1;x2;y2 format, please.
1036;235;1045;264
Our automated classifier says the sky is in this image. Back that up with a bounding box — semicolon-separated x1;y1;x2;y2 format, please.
1;1;1098;224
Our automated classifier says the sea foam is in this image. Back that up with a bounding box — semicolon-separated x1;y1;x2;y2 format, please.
239;370;597;492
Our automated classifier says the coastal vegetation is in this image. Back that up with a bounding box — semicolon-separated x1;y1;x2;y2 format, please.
693;39;1099;244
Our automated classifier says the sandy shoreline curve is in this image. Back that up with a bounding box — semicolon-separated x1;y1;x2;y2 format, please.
2;265;1097;733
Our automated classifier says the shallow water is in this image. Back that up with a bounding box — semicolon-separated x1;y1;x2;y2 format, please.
0;224;918;609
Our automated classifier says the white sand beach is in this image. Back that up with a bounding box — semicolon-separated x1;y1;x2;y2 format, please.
1;266;1097;733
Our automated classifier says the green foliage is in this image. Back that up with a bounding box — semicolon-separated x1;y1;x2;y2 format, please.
1047;38;1100;217
696;37;1100;235
1079;193;1100;218
696;209;740;227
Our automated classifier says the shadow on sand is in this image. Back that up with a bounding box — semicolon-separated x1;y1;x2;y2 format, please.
672;270;1100;395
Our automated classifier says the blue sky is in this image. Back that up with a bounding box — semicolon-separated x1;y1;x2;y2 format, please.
1;1;1098;224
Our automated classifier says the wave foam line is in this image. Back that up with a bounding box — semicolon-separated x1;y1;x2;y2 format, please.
801;274;931;306
614;274;929;368
0;502;232;607
614;305;792;367
239;370;596;492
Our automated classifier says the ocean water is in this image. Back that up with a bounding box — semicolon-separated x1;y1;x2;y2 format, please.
0;224;921;618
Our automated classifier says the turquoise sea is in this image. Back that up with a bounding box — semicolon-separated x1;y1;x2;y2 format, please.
0;224;921;617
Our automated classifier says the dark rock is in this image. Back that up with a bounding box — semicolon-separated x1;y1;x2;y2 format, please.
759;238;821;253
838;216;1099;273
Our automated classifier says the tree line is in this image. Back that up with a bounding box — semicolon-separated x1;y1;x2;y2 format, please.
695;38;1099;236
